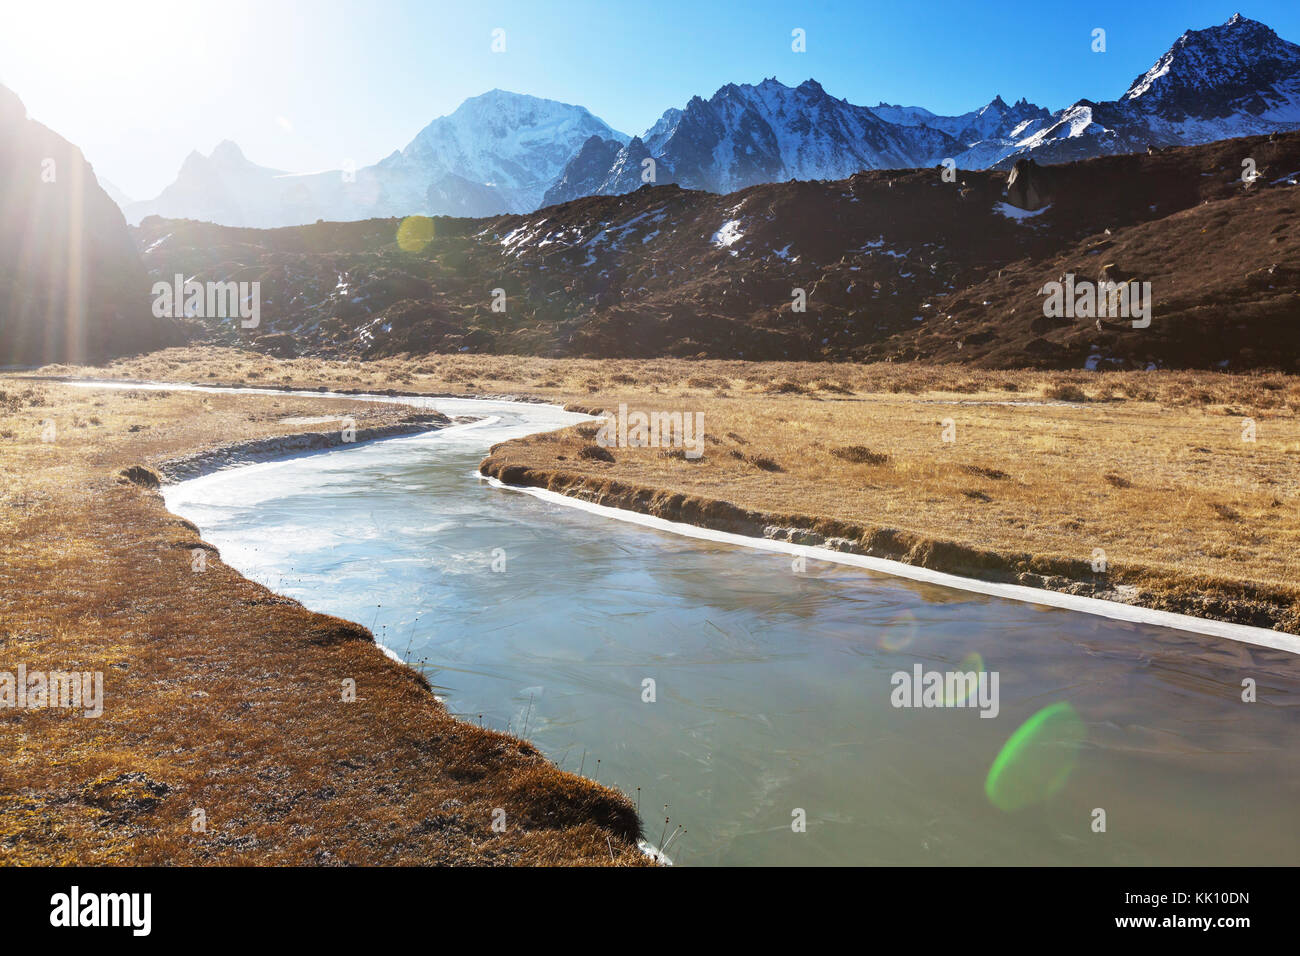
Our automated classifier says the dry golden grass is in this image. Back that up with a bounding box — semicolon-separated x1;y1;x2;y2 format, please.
43;346;1299;630
492;384;1300;627
0;379;643;865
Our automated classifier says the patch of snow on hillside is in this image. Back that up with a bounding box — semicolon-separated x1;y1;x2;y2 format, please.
994;201;1051;221
711;219;744;248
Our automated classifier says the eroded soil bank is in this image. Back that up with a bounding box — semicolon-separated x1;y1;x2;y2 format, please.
478;454;1298;634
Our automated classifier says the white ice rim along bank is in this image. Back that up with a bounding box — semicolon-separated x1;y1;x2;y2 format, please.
66;378;1300;656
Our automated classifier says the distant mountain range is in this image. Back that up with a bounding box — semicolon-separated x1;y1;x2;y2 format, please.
116;13;1300;228
870;96;1055;169
122;91;624;227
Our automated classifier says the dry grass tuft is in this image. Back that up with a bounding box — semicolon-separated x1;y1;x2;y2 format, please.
744;454;784;472
1044;383;1089;402
832;446;891;466
960;464;1010;481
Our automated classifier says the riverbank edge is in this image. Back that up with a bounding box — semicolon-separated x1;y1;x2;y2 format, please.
153;415;455;483
477;453;1300;639
56;394;647;864
38;373;557;406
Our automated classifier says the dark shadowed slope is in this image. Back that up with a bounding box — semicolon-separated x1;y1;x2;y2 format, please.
0;84;182;366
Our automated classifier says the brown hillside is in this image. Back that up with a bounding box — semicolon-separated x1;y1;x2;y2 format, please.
133;132;1300;370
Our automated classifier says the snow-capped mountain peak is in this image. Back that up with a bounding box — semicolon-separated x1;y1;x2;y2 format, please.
394;90;628;212
1000;13;1300;168
639;76;956;194
1121;13;1300;121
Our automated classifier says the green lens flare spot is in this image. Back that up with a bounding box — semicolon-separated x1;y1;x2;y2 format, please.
985;701;1085;812
397;215;435;252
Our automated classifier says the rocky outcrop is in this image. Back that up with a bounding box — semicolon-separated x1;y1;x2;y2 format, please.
1005;158;1052;210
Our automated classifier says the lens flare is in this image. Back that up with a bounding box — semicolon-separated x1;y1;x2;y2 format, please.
985;701;1085;812
879;610;919;651
944;651;986;706
396;215;435;252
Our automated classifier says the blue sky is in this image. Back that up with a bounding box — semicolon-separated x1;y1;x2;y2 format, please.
1;1;1297;199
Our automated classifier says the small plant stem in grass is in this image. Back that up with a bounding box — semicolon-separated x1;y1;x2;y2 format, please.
667;830;686;865
662;825;684;855
403;615;418;663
